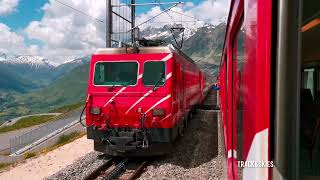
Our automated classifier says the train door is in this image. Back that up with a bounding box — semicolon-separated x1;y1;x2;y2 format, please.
227;0;271;179
175;63;183;122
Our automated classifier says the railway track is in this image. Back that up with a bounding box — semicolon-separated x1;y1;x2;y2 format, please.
83;157;150;180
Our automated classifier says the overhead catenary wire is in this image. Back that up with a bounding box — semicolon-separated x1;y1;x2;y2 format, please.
155;0;175;23
168;9;200;21
146;20;205;24
53;0;104;23
124;3;179;33
111;2;184;7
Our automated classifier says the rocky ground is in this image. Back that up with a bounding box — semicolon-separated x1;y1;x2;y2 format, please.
138;110;226;180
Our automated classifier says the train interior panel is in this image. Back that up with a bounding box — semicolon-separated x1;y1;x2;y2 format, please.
300;0;320;177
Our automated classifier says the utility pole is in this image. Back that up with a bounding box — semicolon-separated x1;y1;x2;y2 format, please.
131;0;136;44
106;0;112;47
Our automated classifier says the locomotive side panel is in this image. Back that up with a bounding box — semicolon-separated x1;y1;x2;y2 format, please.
173;52;202;117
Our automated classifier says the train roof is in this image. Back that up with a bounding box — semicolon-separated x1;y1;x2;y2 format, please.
94;44;197;65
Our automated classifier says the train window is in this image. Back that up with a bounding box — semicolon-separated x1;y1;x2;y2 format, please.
234;22;244;179
303;68;315;97
93;62;138;86
142;61;166;86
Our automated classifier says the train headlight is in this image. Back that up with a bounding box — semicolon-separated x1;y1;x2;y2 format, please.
90;107;101;115
152;108;165;117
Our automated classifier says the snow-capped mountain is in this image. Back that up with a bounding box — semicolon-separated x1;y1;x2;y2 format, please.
141;24;197;42
0;54;58;68
0;53;90;89
61;56;90;66
0;53;17;62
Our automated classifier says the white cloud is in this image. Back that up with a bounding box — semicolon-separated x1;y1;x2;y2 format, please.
189;0;230;25
185;2;195;8
0;23;29;54
0;0;19;16
136;0;230;30
25;0;106;63
21;0;230;63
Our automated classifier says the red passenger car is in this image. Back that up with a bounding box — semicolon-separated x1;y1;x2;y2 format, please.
219;0;320;179
84;45;209;156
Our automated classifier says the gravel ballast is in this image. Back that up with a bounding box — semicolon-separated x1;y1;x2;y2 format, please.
139;110;227;180
46;151;107;180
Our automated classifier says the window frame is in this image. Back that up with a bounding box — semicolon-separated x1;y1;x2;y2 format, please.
232;18;245;179
142;60;167;87
92;60;140;87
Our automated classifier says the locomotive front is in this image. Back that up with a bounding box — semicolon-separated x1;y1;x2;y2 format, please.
84;47;176;156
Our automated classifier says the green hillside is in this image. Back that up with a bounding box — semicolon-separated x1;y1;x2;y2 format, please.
0;65;37;93
0;63;90;121
19;63;89;111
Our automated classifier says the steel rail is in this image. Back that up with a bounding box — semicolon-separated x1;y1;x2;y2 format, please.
83;158;115;180
126;161;148;180
102;158;129;180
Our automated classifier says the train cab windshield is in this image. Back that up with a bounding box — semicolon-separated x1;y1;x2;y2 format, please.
142;61;166;86
94;62;138;86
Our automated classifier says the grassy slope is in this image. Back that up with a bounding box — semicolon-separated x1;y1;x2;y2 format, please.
48;102;84;113
40;131;86;154
0;115;56;134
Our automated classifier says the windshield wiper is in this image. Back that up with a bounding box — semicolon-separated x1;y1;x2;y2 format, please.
152;73;164;91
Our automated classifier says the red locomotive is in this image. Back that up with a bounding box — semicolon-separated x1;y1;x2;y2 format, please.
84;45;210;156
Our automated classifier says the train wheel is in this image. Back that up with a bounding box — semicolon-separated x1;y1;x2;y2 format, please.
191;106;197;114
178;126;185;137
188;111;193;121
178;119;186;137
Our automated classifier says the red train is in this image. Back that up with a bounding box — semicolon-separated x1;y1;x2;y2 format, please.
84;45;210;156
219;0;320;179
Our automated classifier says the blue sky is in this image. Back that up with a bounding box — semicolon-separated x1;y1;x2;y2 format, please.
0;0;47;30
0;0;229;63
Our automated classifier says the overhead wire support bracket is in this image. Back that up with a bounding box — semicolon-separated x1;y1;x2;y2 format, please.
112;11;132;24
111;2;184;7
111;3;179;34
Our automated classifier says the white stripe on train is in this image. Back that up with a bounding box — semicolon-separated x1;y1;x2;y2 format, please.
243;128;268;180
125;72;172;114
145;94;171;114
158;113;172;122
